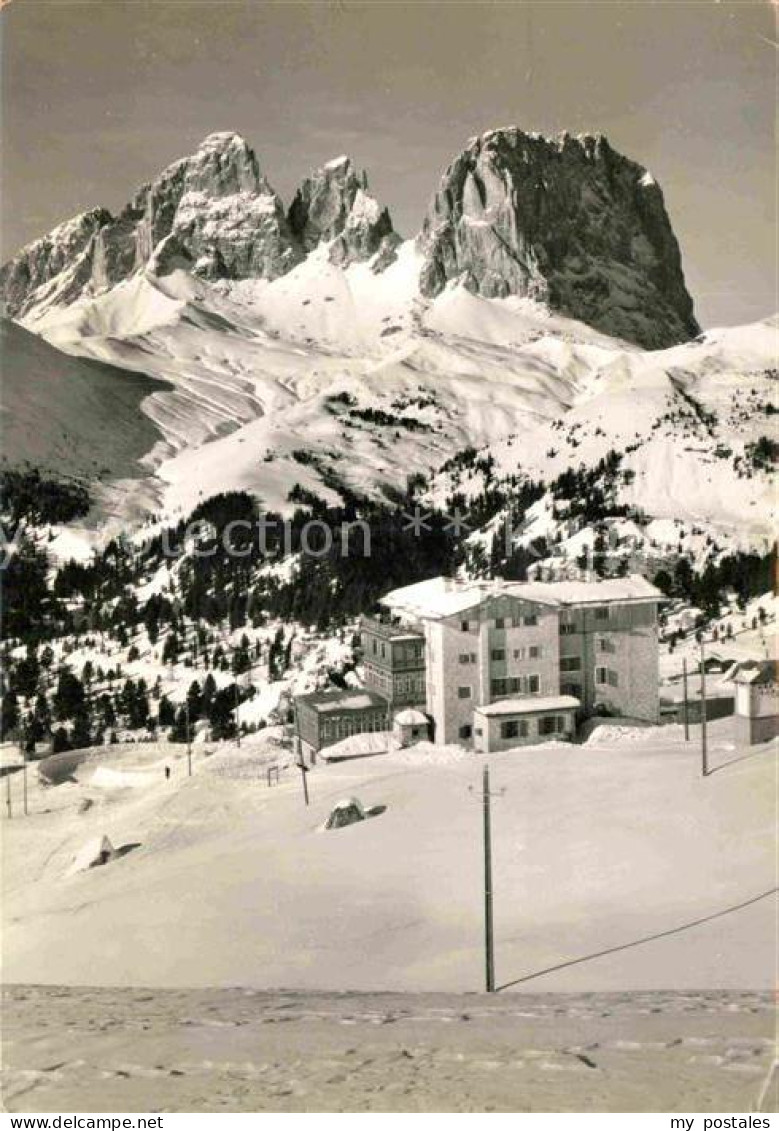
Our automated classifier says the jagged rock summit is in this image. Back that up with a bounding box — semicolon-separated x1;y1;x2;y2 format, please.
417;126;699;349
287;155;400;269
2;125;698;349
0;133;398;318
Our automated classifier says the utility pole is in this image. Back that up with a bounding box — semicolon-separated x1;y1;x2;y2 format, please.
296;738;310;806
700;635;708;777
682;658;690;741
185;698;192;777
5;766;11;819
483;764;495;993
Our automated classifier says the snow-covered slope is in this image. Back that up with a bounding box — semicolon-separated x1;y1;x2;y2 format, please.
3;721;775;991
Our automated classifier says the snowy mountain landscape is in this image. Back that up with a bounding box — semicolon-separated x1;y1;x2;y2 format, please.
1;120;776;1114
2;129;775;561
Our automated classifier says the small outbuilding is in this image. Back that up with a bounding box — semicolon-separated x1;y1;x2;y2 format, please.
392;708;430;748
727;660;778;745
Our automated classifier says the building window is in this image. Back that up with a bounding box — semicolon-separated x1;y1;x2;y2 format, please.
494;617;505;630
529;645;542;659
527;674;540;693
461;620;470;632
491;648;506;662
475;727;483;737
459;653;471;664
560;623;576;635
538;715;563;736
513;647;526;660
500;719;529;740
511;615;522;628
596;667;618;686
594;606;609;621
598;637;616;653
459;724;472;740
458;686;472;699
523;614;538;627
561;682;580;697
560;656;581;672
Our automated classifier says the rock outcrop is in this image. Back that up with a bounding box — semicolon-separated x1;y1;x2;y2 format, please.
0;209;111;319
1;133;302;318
417;127;699;348
287;155;399;269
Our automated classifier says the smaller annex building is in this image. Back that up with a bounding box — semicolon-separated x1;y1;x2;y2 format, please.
473;695;580;753
728;660;778;745
294;689;390;764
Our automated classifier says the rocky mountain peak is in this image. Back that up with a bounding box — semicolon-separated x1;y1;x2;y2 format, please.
288;157;399;269
1;134;303;317
417;126;699;349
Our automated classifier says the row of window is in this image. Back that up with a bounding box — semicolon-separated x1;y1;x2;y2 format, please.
458;646;544;664
393;673;425;696
559;639;615;669
365;637;423;664
321;711;388;740
457;714;568;742
364;663;392;692
503;715;568;739
491;674;541;697
456;668;618;702
492;646;542;661
460;613;539;632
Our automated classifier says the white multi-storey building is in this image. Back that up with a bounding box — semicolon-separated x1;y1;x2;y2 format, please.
378;574;662;752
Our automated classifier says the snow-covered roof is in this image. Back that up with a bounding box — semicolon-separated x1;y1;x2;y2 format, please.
526;576;663;605
394;708;428;726
295;688;388;714
726;660;778;686
380;574;662;620
475;695;580;717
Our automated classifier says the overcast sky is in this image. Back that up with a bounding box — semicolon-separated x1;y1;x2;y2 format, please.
2;0;776;327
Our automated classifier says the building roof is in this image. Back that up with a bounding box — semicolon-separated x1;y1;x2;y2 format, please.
380;576;559;620
380;574;662;620
525;576;664;606
475;695;581;717
393;708;429;726
726;659;778;686
295;688;389;714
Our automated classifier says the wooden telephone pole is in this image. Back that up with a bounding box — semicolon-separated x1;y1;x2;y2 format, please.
185;699;192;777
682;658;690;741
700;635;709;777
295;737;310;806
483;764;495;993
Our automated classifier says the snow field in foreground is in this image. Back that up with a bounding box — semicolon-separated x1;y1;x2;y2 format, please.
2;718;775;994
